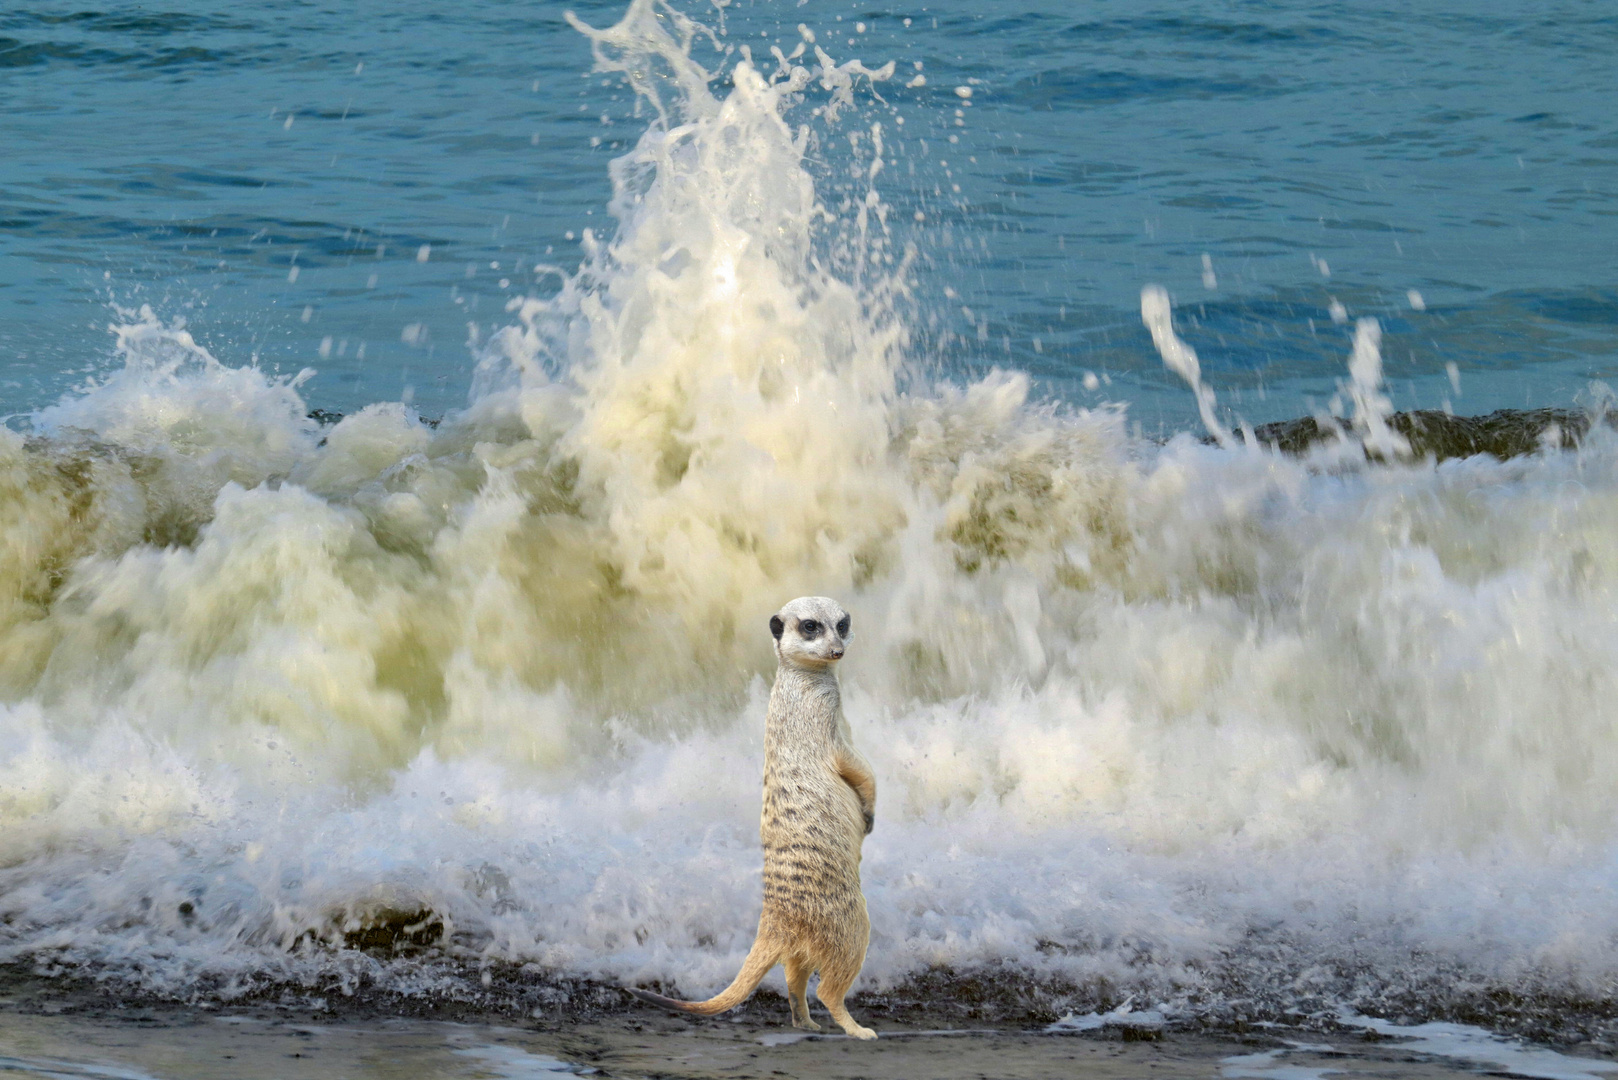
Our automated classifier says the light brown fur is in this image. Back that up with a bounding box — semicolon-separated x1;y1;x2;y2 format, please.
627;597;879;1039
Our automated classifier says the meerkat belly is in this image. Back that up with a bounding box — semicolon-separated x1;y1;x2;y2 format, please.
760;766;864;919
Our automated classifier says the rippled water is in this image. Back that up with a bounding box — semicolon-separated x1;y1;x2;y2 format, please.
4;0;1618;1045
4;0;1614;423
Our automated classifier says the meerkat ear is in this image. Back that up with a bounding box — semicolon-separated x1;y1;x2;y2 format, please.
770;615;785;641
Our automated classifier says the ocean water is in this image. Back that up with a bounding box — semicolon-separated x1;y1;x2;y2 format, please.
3;0;1618;1036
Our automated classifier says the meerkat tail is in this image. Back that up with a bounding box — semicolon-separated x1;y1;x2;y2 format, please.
626;937;779;1016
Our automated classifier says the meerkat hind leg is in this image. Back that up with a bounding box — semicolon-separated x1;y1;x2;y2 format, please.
784;957;819;1031
814;964;875;1040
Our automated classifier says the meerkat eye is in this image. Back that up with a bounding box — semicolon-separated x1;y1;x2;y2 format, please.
836;615;850;637
799;619;820;637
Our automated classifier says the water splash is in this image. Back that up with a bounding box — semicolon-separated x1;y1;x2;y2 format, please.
1342;317;1411;458
1140;285;1235;447
1;0;1618;1036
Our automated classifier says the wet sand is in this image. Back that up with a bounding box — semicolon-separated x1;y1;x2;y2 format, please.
4;986;1615;1080
0;1009;1463;1080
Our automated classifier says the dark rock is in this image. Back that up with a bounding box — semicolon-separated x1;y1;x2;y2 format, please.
1249;407;1603;462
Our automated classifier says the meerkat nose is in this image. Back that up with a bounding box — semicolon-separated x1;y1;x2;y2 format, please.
829;648;844;660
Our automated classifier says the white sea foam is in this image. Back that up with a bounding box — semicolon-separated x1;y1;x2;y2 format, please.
1339;1016;1617;1080
3;0;1618;1027
1047;1001;1169;1034
1221;1022;1618;1080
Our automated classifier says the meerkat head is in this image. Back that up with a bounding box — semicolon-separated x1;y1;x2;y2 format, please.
769;596;852;669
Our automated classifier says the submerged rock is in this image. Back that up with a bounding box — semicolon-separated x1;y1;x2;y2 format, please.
1250;407;1605;461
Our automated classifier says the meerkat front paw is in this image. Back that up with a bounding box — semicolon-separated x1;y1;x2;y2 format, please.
846;1024;877;1040
793;1016;822;1031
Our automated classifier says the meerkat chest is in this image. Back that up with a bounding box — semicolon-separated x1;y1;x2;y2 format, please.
761;757;864;849
760;669;862;848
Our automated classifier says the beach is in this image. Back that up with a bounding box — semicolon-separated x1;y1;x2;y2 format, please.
7;972;1615;1080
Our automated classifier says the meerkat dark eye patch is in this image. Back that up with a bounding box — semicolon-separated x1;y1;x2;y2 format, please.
836;615;850;637
799;619;820;637
770;615;784;640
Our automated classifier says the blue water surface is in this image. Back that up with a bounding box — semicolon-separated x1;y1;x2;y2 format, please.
2;0;1614;429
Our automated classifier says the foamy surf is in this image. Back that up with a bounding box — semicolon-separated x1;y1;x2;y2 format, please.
3;0;1618;1042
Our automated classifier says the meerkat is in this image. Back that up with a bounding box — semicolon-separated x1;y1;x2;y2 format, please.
628;596;879;1039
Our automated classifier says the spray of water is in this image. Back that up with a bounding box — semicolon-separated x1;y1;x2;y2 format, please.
3;0;1617;1027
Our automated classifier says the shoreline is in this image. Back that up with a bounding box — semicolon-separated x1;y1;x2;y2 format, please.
4;987;1616;1080
5;956;1616;1051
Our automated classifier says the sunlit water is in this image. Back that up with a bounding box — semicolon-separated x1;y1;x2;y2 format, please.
3;0;1618;1035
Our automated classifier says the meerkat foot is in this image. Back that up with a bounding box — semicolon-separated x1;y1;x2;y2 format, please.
792;1015;822;1031
815;974;874;1040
